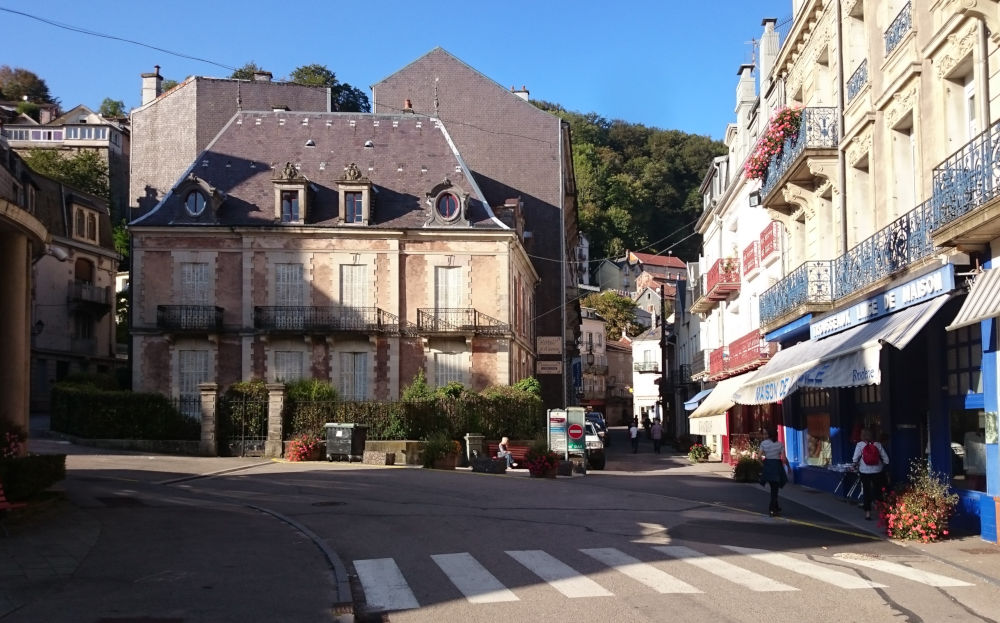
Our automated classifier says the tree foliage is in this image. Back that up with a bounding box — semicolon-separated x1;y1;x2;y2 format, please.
0;65;55;104
533;100;725;264
289;63;370;112
22;149;110;201
229;62;266;81
581;291;642;340
99;98;126;118
160;78;179;92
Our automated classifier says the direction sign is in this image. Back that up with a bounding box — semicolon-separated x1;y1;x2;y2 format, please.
567;423;584;440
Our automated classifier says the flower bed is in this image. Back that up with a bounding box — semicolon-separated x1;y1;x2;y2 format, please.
877;460;958;542
688;443;711;462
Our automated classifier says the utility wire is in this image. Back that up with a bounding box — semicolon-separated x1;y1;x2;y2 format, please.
0;7;236;72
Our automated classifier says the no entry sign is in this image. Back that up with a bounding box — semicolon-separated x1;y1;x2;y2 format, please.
567;423;584;440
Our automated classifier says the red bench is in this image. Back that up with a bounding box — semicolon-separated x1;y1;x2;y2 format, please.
486;442;530;469
0;479;27;537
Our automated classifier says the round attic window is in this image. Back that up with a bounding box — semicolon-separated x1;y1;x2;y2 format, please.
436;193;460;220
185;190;207;216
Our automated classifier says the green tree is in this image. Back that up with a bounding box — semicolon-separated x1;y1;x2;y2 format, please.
22;149;110;201
289;63;370;112
581;291;641;340
161;78;179;91
0;65;55;104
230;62;266;81
401;369;433;402
513;376;542;396
99;98;126;118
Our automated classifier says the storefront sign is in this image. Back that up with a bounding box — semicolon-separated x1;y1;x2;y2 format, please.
536;336;563;355
690;413;725;435
536;361;563;375
810;265;955;340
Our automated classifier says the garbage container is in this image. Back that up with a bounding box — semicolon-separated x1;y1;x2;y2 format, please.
325;423;368;462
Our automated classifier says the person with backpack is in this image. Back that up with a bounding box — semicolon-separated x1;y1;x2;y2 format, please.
852;428;890;520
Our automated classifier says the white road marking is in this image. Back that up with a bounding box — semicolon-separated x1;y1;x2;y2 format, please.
580;547;702;594
722;546;887;589
353;558;420;611
506;550;613;598
431;553;519;603
653;545;797;592
834;556;974;587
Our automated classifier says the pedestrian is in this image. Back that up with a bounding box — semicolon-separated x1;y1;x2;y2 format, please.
629;418;639;453
497;436;516;468
759;427;790;517
651;418;663;453
852;428;890;520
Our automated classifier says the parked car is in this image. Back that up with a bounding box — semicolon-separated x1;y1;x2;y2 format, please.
585;421;606;470
586;412;609;446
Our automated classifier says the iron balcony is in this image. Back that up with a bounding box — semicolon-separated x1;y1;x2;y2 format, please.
416;308;510;336
157;305;224;332
254;306;401;334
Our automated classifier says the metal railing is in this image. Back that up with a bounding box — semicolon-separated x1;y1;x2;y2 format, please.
847;59;869;102
726;330;776;371
760;107;838;200
760;221;781;261
884;2;912;56
416;308;510;336
69;282;110;306
157;305;224;332
633;361;660;373
760;260;833;325
679;363;692;384
254;306;400;333
743;241;760;275
833;200;936;299
932;120;1000;230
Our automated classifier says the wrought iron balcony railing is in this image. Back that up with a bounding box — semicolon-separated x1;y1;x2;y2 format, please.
760;260;833;326
678;363;692;384
416;308;510;336
760;107;838;200
157;305;224;332
847;59;869;102
633;361;660;373
833;200;936;299
689;349;709;378
884;2;912;56
932;120;1000;231
254;306;400;333
69;282;111;306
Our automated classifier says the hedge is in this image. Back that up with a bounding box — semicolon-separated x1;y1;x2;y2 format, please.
51;386;200;440
0;454;66;501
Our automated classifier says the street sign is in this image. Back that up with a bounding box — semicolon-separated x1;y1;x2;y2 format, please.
547;409;568;453
566;407;586;453
536;336;563;355
536;361;563;374
567;423;584;440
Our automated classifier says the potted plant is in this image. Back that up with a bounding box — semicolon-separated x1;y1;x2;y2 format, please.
285;432;322;462
688;443;711;463
731;440;763;482
877;460;958;542
524;440;560;478
421;432;461;469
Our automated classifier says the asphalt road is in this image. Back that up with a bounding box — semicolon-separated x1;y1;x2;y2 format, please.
5;434;998;623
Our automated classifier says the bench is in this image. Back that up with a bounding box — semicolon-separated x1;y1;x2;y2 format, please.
0;479;27;537
486;442;531;469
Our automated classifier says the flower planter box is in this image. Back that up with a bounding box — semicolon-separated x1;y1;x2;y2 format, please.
431;454;458;470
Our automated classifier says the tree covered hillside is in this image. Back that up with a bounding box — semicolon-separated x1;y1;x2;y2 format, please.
534;101;726;265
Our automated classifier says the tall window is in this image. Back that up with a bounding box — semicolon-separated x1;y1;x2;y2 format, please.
345;192;363;223
435;352;464;387
946;324;982;396
86;214;97;241
339;352;368;400
75;210;86;238
181;262;210;305
339;264;366;308
434;266;462;310
273;351;304;382
275;263;304;306
179;350;209;419
281;190;299;222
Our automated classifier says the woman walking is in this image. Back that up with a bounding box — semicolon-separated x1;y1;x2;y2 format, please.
852;428;889;520
759;428;790;517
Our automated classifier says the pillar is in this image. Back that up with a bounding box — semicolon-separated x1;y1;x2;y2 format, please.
0;232;30;444
198;382;218;456
265;383;285;458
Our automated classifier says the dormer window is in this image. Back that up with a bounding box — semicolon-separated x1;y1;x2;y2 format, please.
436;193;460;220
424;179;470;227
72;204;99;243
185;190;207;216
336;163;373;225
272;162;309;224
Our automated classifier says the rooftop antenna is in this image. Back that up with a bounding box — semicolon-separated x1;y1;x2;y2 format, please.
744;36;759;66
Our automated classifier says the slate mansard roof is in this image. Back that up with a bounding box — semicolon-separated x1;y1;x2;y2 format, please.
132;111;506;230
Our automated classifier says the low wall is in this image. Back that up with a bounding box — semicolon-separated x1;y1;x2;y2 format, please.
364;440;425;466
45;431;202;456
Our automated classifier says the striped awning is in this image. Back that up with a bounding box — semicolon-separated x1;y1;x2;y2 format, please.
947;269;1000;331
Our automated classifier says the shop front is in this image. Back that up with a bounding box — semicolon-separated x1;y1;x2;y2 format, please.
688;371;760;462
734;265;990;533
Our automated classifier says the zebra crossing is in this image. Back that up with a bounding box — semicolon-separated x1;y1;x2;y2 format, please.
353;544;974;612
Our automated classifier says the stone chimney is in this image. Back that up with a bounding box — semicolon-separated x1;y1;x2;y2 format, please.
253;71;273;83
736;64;756;109
759;19;780;88
141;65;163;106
512;85;530;101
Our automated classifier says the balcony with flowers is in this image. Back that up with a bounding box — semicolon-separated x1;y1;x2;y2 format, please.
690;257;740;313
747;107;838;211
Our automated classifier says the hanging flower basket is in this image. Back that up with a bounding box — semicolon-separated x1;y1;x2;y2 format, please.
745;107;803;181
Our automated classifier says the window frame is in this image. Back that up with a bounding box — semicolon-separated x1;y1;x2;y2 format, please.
185;190;207;216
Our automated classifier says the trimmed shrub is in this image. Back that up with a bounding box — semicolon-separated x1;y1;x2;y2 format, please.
284;379;338;438
50;385;200;440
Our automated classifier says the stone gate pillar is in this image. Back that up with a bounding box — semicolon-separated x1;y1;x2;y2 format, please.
198;382;218;456
265;383;285;458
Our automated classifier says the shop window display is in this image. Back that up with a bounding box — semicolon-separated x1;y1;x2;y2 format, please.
950;409;986;491
801;389;832;467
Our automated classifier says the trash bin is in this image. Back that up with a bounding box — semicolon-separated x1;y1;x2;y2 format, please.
324;423;368;462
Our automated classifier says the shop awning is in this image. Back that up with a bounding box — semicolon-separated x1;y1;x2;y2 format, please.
683;389;713;411
733;294;951;405
947;268;1000;331
689;371;760;419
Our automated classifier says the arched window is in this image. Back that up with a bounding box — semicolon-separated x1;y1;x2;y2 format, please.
86;214;97;241
436;193;459;220
185;190;207;216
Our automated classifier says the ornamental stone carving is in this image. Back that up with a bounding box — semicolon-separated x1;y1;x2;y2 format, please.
936;23;980;78
846;126;873;167
884;86;918;129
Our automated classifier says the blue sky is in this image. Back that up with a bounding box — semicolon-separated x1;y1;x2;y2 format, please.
2;1;792;139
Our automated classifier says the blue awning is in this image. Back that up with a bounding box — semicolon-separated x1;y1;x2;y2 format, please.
684;389;713;411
